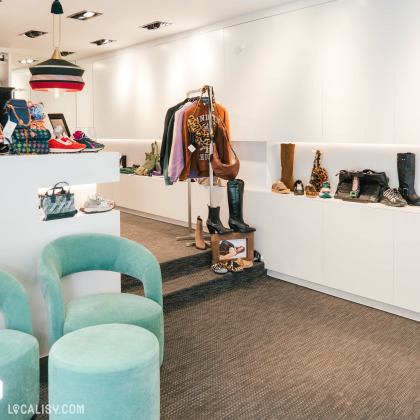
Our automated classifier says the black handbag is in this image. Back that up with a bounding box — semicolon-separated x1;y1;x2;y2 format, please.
335;169;389;203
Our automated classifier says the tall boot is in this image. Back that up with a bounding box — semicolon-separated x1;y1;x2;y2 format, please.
194;216;206;250
227;179;256;233
281;143;295;191
397;153;420;206
206;205;232;235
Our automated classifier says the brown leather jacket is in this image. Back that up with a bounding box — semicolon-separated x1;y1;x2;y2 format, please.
179;102;232;180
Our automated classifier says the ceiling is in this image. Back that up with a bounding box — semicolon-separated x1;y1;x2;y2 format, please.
1;0;290;68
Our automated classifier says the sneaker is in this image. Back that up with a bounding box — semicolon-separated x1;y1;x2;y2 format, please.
271;181;290;194
49;137;86;153
293;180;304;195
89;193;115;207
81;198;115;214
381;188;408;207
74;137;105;153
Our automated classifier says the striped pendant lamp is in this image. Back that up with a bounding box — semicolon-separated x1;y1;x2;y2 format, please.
29;0;85;96
29;48;85;94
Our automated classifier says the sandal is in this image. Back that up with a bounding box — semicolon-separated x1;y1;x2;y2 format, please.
271;181;290;194
212;262;228;274
305;185;318;198
226;261;244;273
293;180;304;196
236;258;253;269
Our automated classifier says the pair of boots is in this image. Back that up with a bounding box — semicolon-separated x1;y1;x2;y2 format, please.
206;179;256;235
397;153;420;206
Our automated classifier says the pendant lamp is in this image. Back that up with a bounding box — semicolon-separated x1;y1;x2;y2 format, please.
29;0;85;98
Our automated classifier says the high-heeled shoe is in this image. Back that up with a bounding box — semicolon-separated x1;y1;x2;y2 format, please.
206;205;232;235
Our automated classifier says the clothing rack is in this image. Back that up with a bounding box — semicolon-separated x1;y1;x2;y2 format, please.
176;85;214;246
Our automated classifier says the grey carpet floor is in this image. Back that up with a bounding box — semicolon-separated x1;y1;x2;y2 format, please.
120;212;206;263
34;214;420;419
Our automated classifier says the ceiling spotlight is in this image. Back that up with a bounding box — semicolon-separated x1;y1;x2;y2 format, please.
90;39;115;46
20;30;48;38
19;59;38;64
60;51;75;57
68;10;102;20
140;21;172;30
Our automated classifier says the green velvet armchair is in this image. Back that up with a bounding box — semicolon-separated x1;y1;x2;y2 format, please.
38;233;164;365
0;270;39;420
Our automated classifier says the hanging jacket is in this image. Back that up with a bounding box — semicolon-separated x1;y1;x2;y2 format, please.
169;101;196;183
179;102;232;180
160;99;188;172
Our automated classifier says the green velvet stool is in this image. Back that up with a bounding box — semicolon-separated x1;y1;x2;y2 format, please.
49;323;160;420
0;270;39;420
38;233;164;365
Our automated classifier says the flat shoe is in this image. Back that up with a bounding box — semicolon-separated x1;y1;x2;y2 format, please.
293;180;304;195
305;185;317;198
226;261;244;273
271;181;290;194
236;258;253;269
212;263;228;274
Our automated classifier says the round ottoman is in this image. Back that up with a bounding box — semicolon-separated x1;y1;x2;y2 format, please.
0;329;39;420
49;324;160;420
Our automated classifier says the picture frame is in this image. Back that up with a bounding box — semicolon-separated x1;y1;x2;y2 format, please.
211;232;254;265
48;113;71;138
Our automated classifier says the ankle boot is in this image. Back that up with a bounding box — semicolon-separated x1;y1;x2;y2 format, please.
206;205;232;235
194;216;206;250
397;153;420;206
280;143;295;191
227;179;256;233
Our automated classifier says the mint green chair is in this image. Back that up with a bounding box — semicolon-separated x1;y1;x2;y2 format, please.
38;233;164;364
49;324;160;419
0;270;39;420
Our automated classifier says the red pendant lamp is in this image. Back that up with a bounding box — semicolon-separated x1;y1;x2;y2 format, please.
29;0;85;97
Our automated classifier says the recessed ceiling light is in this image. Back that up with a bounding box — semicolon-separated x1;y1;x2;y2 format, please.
19;59;38;64
140;21;172;30
60;51;75;57
68;10;102;20
20;30;48;38
90;39;115;46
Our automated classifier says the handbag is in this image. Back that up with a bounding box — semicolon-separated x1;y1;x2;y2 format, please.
10;128;51;155
2;99;31;128
334;169;389;203
39;182;78;221
310;150;328;192
211;122;240;180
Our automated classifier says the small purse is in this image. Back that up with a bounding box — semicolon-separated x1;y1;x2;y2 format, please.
10;128;51;155
2;99;31;128
39;182;78;221
310;150;328;192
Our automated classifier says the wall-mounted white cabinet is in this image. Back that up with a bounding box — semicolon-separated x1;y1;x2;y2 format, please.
322;0;394;144
323;202;394;304
224;20;268;142
94;46;163;140
394;0;420;145
267;6;323;143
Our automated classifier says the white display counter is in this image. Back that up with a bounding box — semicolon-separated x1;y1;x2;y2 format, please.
0;152;120;355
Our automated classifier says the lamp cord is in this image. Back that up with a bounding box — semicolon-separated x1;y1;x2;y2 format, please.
52;14;61;49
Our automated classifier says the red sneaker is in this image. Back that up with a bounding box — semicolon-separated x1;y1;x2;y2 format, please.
49;137;86;153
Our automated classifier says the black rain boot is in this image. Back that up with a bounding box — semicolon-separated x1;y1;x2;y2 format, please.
227;179;256;233
206;205;232;235
397;153;420;206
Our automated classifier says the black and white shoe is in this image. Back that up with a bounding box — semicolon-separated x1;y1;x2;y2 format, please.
380;188;407;207
293;180;305;196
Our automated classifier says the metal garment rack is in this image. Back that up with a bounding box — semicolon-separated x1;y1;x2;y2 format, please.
176;85;214;246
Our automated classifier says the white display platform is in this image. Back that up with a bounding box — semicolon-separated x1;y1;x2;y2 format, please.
0;152;120;356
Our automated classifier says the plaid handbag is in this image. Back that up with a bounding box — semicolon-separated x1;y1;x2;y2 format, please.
10;128;51;155
39;182;77;221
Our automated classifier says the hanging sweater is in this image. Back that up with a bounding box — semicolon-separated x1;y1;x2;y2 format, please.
179;102;232;180
169;101;196;182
